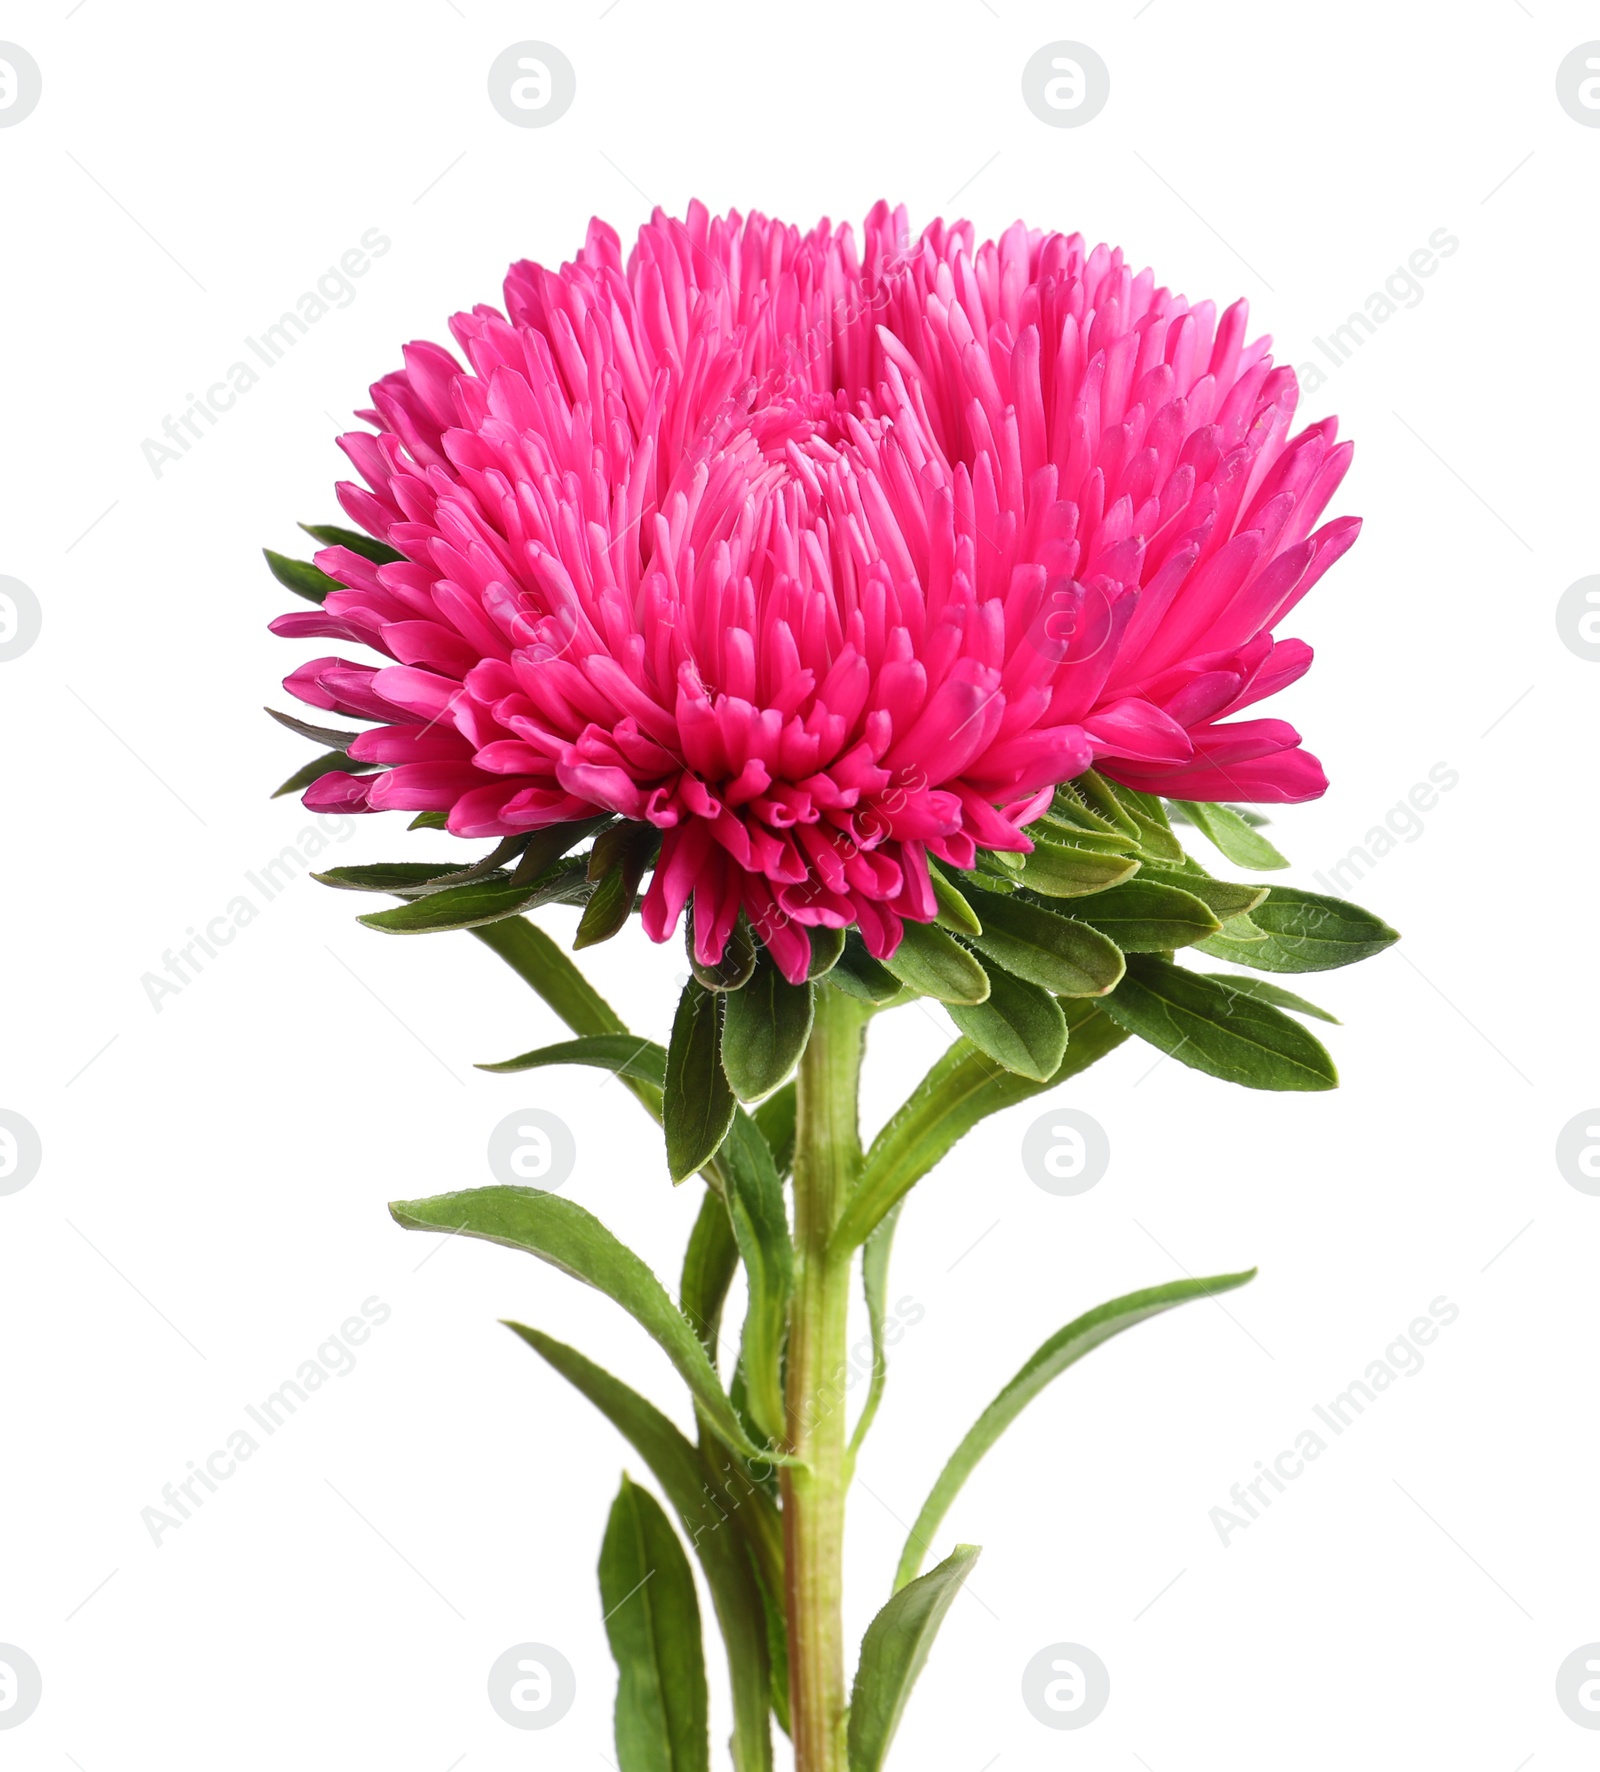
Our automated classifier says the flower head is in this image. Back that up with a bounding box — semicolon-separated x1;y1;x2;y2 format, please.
273;202;1358;982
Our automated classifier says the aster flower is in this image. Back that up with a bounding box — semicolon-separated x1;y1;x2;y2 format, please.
262;205;1397;1772
271;202;1357;983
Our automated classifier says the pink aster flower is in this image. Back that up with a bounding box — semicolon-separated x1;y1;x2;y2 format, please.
273;202;1358;982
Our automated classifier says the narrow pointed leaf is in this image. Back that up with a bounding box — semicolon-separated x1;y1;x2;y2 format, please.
576;821;659;949
299;521;405;564
427;832;531;884
600;1475;710;1772
929;868;983;935
356;862;587;932
507;1326;773;1772
264;547;340;605
847;1545;982;1772
945;961;1068;1082
751;1080;796;1179
315;861;469;896
722;952;814;1102
894;1271;1256;1588
961;882;1125;998
680;1187;740;1359
273;750;375;798
753;1561;792;1739
850;1201;903;1457
1016;838;1141;898
265;706;361;750
881;920;990;1004
390;1186;766;1459
1104;955;1337;1091
710;1112;793;1444
1068;771;1139;836
832;1002;1129;1251
1194;886;1398;973
1134;863;1267;922
472;917;626;1035
1203;974;1339;1023
1098;778;1186;861
1170;799;1289;870
507;816;611;885
470;918;662;1121
1211;909;1269;943
665;982;737;1182
1046;782;1121;835
828;933;905;1004
477;1033;666;1086
1069;878;1221;951
1033;789;1138;851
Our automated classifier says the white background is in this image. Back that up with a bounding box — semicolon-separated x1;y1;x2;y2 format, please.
3;2;1596;1767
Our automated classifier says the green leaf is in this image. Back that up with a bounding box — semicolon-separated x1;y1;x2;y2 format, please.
325;837;528;896
471;1027;785;1435
265;706;361;750
1104;955;1338;1091
1168;799;1271;828
390;1186;767;1459
945;961;1068;1082
880;921;990;1005
828;933;905;1004
577;822;659;949
601;1475;710;1772
894;1271;1256;1588
264;547;341;605
961;882;1125;998
1170;799;1289;870
1016;838;1141;898
929;867;983;936
472;917;627;1035
298;521;404;565
469;918;666;1121
708;1113;794;1445
1065;772;1139;836
751;1081;796;1179
1135;863;1268;922
689;913;757;992
355;862;586;932
753;1560;792;1740
315;862;468;896
1069;878;1221;951
1194;886;1399;973
847;1545;981;1772
806;926;847;979
508;816;612;885
476;1033;666;1086
272;750;373;798
425;833;533;888
1203;975;1339;1023
408;809;449;829
850;1202;902;1458
1097;778;1186;861
508;1326;773;1772
680;1186;740;1360
665;982;737;1182
1029;820;1136;857
831;1001;1130;1251
722;952;814;1103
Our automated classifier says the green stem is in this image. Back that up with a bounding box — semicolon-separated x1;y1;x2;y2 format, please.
783;986;867;1772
